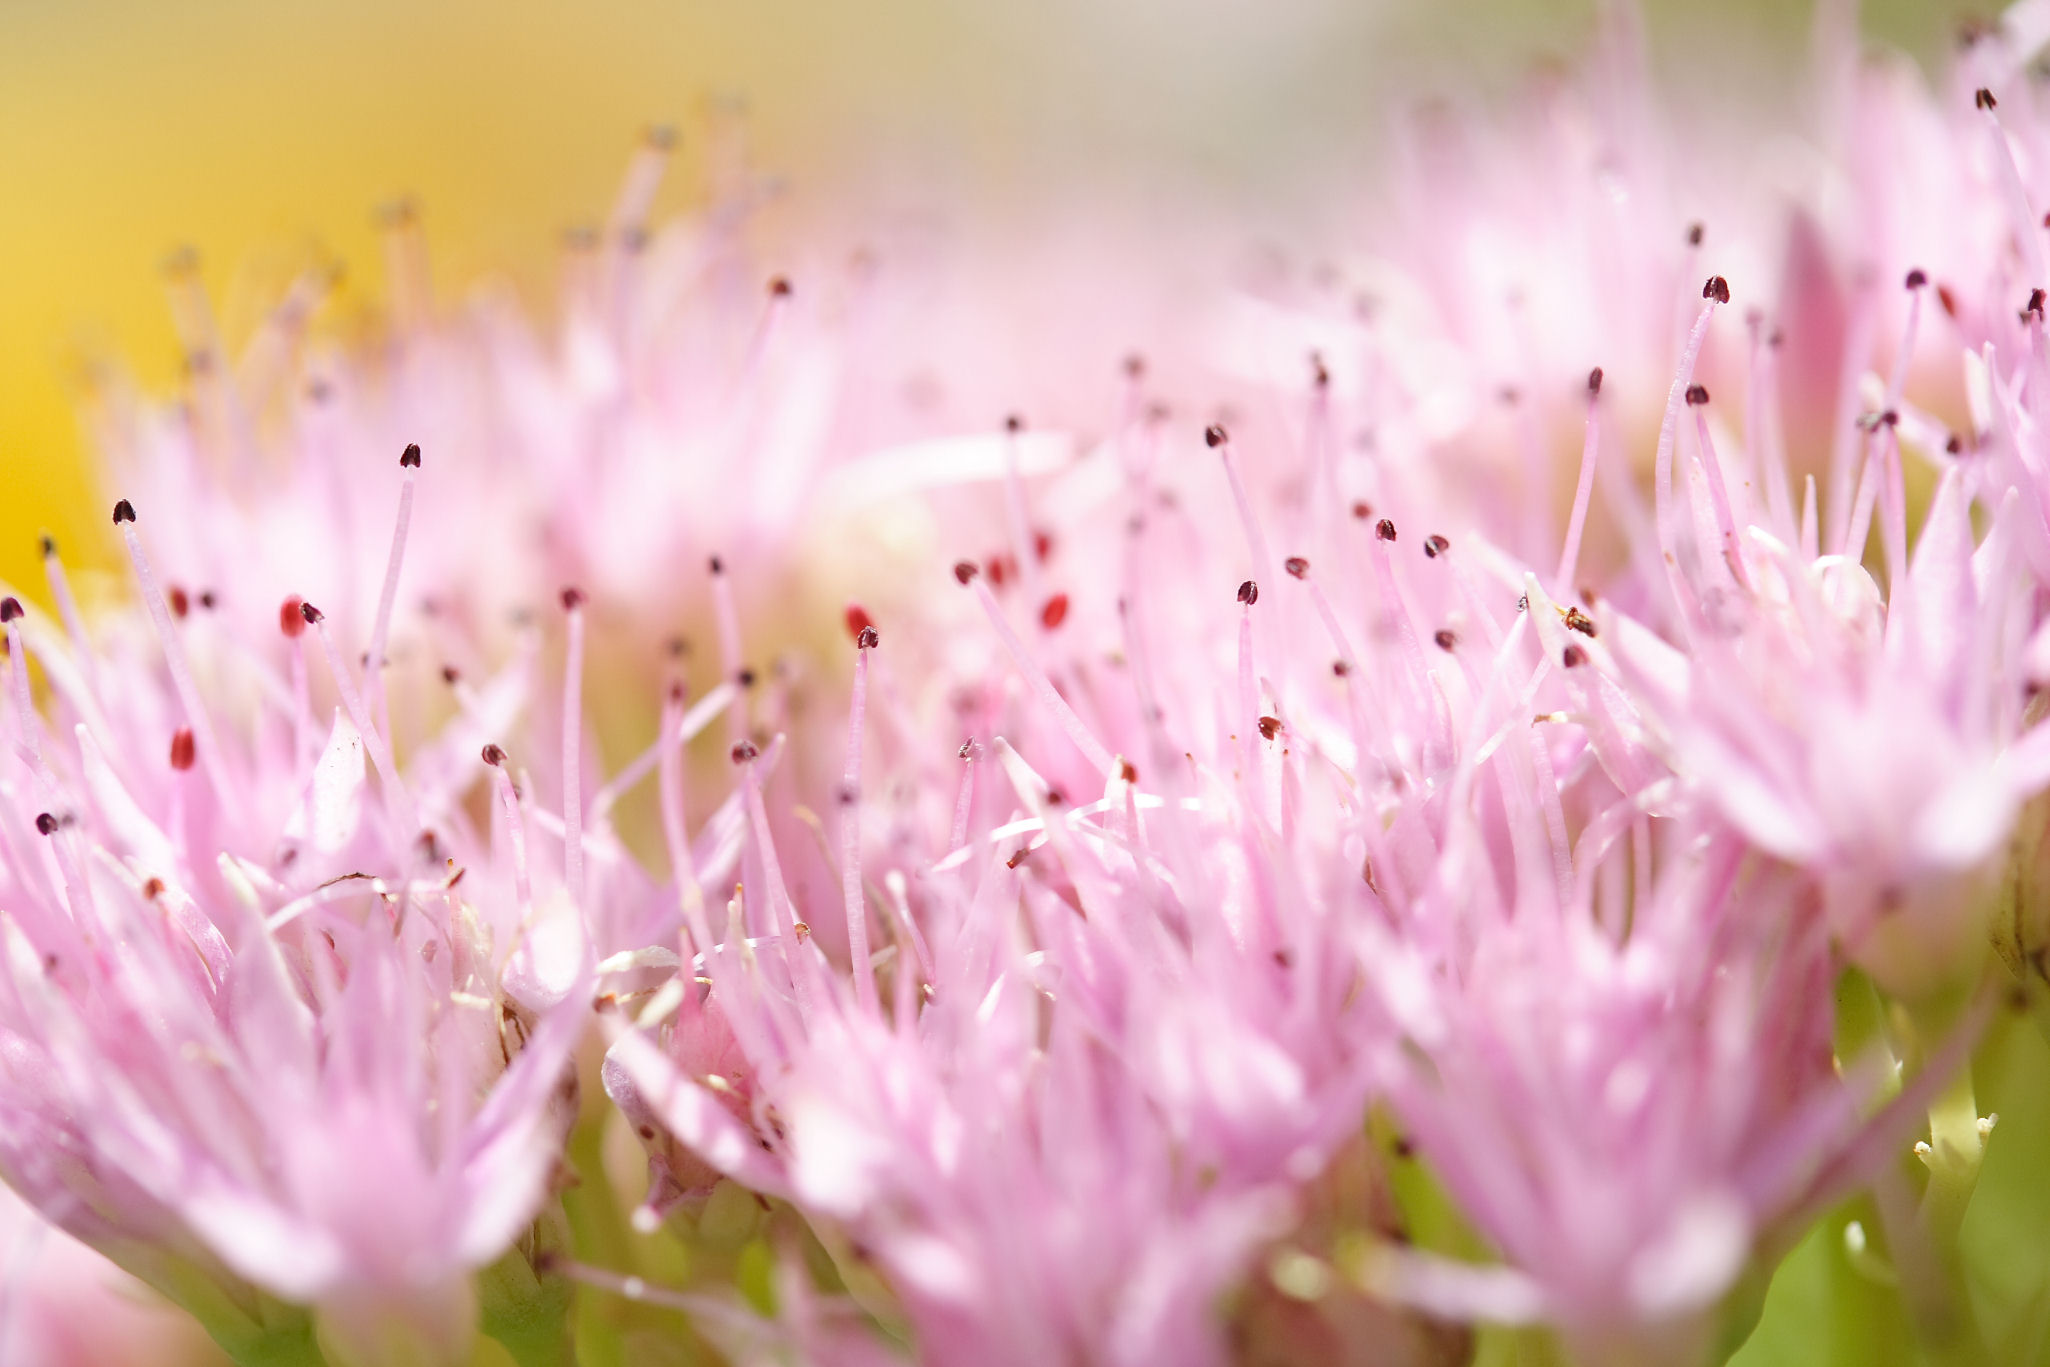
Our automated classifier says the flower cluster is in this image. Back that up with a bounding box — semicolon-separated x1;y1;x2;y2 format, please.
10;7;2050;1367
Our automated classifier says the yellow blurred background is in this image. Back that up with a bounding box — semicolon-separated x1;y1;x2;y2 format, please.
0;0;1974;603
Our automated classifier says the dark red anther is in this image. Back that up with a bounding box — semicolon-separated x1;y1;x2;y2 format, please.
399;443;422;468
112;499;136;525
1564;607;1599;638
441;665;460;685
1562;644;1588;668
0;598;20;624
1332;660;1351;677
1004;413;1024;434
481;744;506;767
736;667;757;688
198;590;216;610
1686;222;1704;247
34;813;57;836
708;555;725;575
953;561;979;585
1424;534;1449;558
1237;580;1258;606
1977;87;1999;110
169;729;195;772
1946;434;1964;455
1119;758;1138;783
1434;629;1457;651
1284;557;1309;579
168;586;190;618
1039;594;1069;629
1906;268;1928;289
143;877;165;899
1587;366;1603;396
1351;501;1373;520
560;586;586;611
1256;716;1282;741
299;601;325;626
1703;276;1730;304
1375;519;1397;542
1685;385;1710;406
768;276;792;298
1204;424;1227;448
857;625;880;649
731;739;759;765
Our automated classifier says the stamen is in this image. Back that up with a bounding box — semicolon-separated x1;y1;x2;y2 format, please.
1888;271;1926;410
377;198;432;337
951;739;978;853
561;587;587;914
1746;314;1795;538
1237;589;1260;779
1554;366;1604;595
111;500;239;818
1688;389;1749;589
1975;89;2048;289
1001;415;1047;612
540;1257;745;1326
840;628;880;1014
365;444;422;719
961;575;1116;779
1367;520;1452;766
1;602;35;764
1843;433;1883;566
37;536;97;699
1653;289;1723;639
707;556;747;742
736;742;822;1023
301;600;418;833
280;596;313;768
731;275;794;394
656;684;714;955
1210;424;1278;586
607;125;675;256
591;681;735;819
1876;423;1909;594
482;743;532;912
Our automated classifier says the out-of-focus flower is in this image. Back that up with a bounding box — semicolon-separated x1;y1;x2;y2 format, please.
0;1184;223;1367
86;131;858;643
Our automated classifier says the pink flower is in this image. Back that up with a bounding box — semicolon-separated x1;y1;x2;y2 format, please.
602;600;1394;1365
0;492;587;1366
